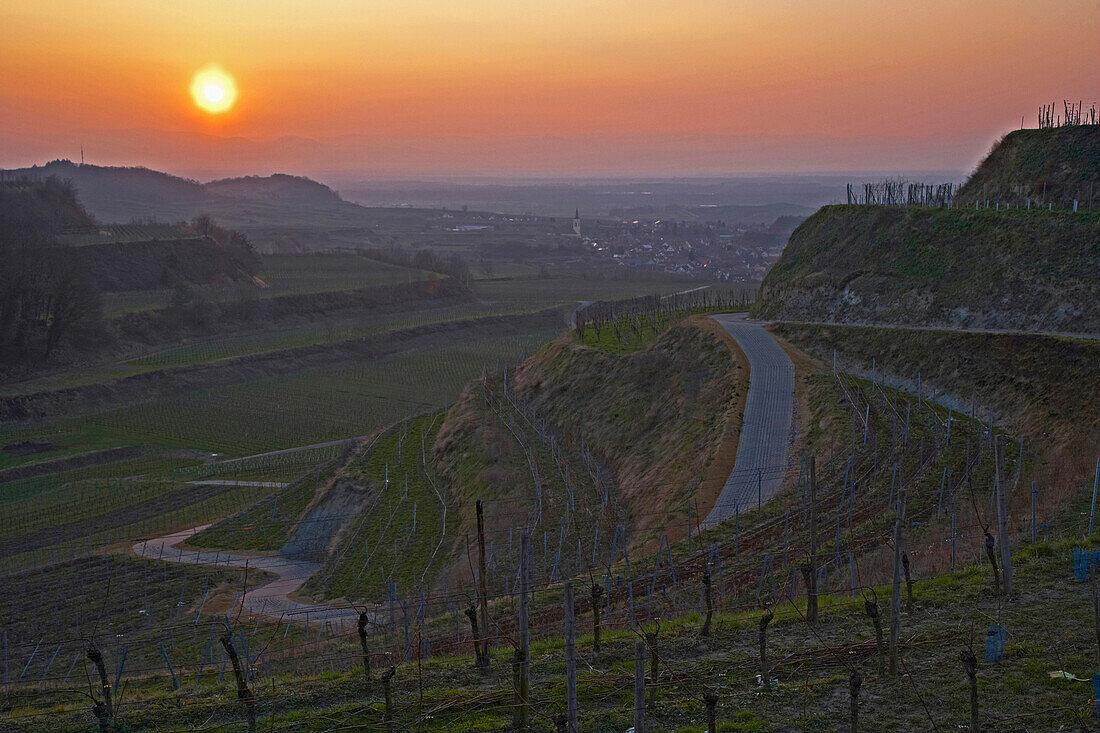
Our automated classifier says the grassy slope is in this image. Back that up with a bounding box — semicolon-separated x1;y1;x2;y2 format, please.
514;318;747;546
770;323;1100;492
11;357;1097;731
575;305;748;355
186;444;356;552
434;316;748;559
299;415;455;602
756;126;1100;332
754;205;1100;331
955;125;1100;206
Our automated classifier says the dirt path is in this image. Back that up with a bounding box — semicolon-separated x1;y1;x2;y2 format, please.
136;526;361;622
211;437;366;464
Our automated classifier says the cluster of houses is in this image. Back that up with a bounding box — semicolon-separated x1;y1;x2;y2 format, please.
582;218;789;282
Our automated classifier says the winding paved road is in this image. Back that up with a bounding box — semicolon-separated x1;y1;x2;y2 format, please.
142;305;782;617
701;314;794;530
136;526;360;623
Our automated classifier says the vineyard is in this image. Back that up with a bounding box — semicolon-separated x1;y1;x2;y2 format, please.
0;202;1093;730
4;303;1097;731
99;253;436;317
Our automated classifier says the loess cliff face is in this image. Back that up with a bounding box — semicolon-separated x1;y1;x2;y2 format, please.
434;317;748;553
754;205;1100;332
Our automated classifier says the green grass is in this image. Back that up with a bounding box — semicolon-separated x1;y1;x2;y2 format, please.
0;453;196;506
302;415;456;601
177;443;344;482
100;254;436;317
755;204;1100;333
186;453;347;552
9;539;1098;732
1;334;557;463
575;305;748;355
123;302;553;370
473;277;748;308
4;350;1096;731
258;253;437;294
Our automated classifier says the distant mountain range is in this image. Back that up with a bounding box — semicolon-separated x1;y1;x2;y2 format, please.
0;125;984;178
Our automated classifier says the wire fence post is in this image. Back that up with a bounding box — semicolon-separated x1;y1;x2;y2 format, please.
564;582;578;733
1031;481;1039;543
634;640;647;733
159;642;179;691
889;488;904;675
995;439;1013;595
513;531;530;729
1090;457;1100;536
476;499;491;673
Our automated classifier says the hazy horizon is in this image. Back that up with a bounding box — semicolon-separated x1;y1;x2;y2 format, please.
1;126;985;181
4;1;1097;177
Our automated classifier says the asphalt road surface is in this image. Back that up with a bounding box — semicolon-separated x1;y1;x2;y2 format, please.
701;314;794;530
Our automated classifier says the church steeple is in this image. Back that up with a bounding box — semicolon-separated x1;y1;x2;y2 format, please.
572;209;581;237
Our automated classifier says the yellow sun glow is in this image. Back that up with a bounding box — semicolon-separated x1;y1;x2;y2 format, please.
190;65;237;114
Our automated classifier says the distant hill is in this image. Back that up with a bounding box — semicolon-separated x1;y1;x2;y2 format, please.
204;173;344;206
955;125;1100;208
754;205;1100;332
754;126;1100;332
0;160;357;224
1;160;207;222
0;176;96;233
1;177;255;294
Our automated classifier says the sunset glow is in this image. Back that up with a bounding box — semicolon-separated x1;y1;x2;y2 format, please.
1;1;1097;174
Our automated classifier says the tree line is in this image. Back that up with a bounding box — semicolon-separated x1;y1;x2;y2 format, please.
1;178;261;366
0;177;102;361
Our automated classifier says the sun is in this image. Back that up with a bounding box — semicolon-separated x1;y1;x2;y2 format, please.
190;65;237;114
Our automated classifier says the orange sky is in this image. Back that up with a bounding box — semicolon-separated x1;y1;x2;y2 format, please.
1;0;1097;174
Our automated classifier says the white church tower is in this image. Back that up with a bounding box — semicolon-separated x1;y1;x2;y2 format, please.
572;208;581;237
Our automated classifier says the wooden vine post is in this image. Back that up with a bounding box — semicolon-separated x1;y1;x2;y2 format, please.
513;531;530;729
865;597;884;674
591;583;604;652
633;641;647;733
758;609;774;688
704;691;719;733
646;624;660;710
701;569;714;637
901;553;914;615
85;643;113;733
220;627;257;733
994;438;1013;596
464;604;482;668
476;500;491;672
849;667;862;732
381;666;396;732
357;611;372;683
889;487;904;676
806;456;819;623
984;531;1000;595
961;649;979;732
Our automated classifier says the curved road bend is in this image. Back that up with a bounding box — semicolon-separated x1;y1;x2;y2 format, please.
136;526;360;623
701;314;794;530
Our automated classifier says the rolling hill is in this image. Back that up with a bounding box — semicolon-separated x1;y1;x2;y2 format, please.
1;160;362;225
754;125;1100;332
955;124;1100;208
